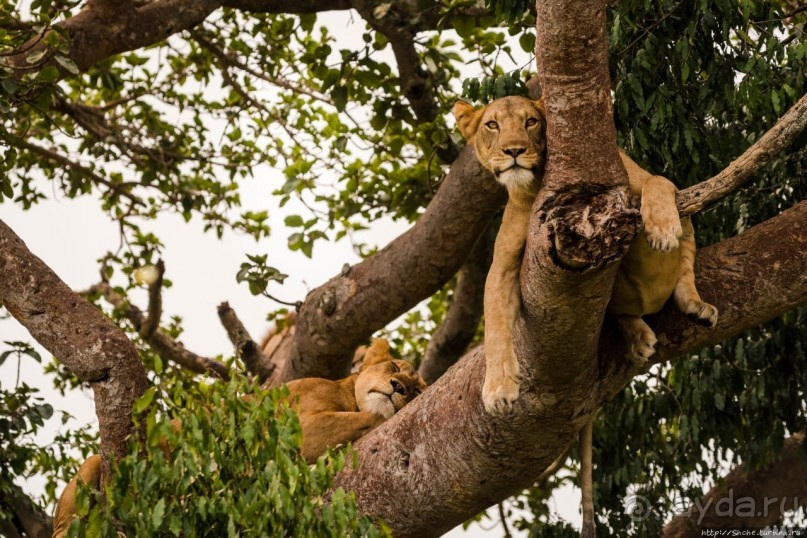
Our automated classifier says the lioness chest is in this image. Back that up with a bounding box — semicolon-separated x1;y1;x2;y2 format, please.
609;232;682;317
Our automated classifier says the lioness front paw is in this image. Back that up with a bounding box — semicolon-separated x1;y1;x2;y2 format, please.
642;199;682;252
482;352;521;414
642;216;682;252
684;300;718;328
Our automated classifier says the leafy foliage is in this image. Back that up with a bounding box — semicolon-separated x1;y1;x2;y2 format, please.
67;376;388;537
1;0;805;534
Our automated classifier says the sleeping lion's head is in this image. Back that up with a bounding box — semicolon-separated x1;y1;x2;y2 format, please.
354;339;427;419
453;96;547;194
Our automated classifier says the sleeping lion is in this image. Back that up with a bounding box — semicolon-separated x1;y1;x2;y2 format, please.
453;95;718;414
52;338;425;537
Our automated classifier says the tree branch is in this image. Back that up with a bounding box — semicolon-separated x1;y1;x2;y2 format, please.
9;0;221;75
335;202;807;538
353;0;460;163
0;219;148;478
0;483;53;538
274;144;505;384
91;282;230;379
14;138;142;205
140;260;164;338
217;301;275;383
418;222;493;383
677;92;807;216
664;433;806;536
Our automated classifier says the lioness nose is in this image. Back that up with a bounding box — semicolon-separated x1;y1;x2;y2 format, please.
503;147;526;157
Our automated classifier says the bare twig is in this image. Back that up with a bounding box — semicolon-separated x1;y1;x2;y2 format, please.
93;282;230;379
140;260;164;337
678;92;807;216
217;301;275;383
14;139;142;205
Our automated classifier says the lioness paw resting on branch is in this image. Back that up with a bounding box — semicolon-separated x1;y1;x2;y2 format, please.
453;96;718;413
52;338;425;538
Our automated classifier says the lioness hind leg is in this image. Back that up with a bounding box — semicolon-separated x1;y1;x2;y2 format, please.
641;175;683;252
673;220;718;327
615;315;657;367
53;454;103;538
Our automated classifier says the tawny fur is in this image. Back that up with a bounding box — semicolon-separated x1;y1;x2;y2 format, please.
52;339;425;538
453;95;717;412
455;95;718;538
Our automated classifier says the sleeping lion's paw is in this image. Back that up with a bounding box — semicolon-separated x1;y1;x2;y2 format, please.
482;351;521;414
684;300;718;328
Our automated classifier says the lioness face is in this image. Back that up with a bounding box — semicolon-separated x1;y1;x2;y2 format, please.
354;340;426;419
453;96;547;193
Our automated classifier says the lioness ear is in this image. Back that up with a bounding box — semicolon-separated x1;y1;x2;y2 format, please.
533;98;546;119
360;338;392;370
453;100;483;140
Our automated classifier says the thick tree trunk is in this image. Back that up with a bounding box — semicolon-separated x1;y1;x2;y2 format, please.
0;220;148;479
335;2;641;536
664;433;807;536
334;201;807;538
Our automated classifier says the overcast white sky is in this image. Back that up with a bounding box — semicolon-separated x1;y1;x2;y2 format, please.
0;8;586;536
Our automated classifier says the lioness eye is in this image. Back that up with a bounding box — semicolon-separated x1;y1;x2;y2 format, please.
526;117;538;127
485;121;498;130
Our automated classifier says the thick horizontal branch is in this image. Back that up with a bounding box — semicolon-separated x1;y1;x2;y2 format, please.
92;282;230;379
678;92;807;216
418;223;493;383
10;0;221;75
337;203;807;537
276;144;505;383
0;219;148;477
664;433;806;536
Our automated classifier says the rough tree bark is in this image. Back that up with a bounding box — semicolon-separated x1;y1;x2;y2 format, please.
664;433;807;536
0;220;149;481
334;1;643;536
418;223;494;384
334;200;807;538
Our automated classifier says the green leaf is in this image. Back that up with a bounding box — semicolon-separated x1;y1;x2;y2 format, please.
152;498;165;529
331;86;348;112
452;15;476;39
284;215;304;227
133;387;157;414
26;49;46;64
36;65;60;83
519;32;535;54
54;55;80;75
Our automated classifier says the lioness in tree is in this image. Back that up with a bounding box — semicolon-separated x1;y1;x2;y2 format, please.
453;95;718;414
52;338;425;538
